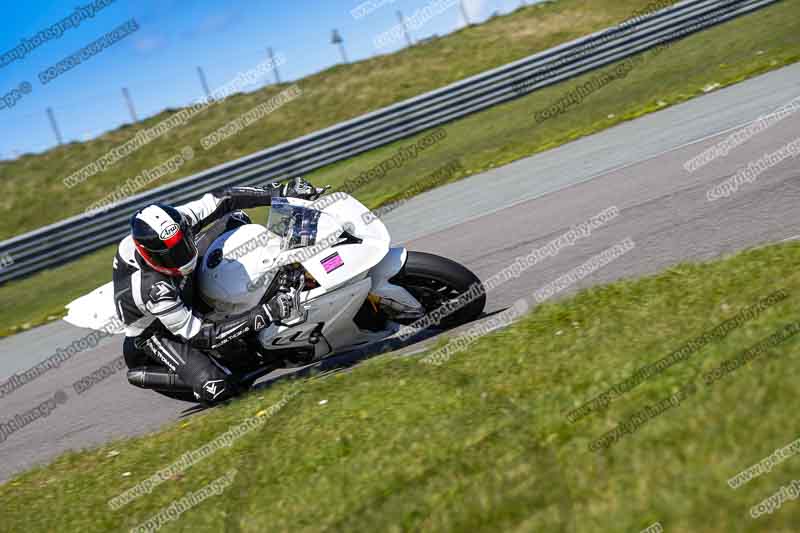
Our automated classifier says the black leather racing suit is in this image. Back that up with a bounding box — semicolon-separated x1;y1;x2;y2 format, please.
114;185;288;403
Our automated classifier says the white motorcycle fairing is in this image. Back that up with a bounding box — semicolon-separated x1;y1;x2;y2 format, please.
64;280;122;333
197;195;424;360
63;193;424;363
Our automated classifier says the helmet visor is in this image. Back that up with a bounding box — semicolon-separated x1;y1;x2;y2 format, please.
147;236;198;270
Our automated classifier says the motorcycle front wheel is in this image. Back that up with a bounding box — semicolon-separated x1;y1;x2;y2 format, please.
390;251;486;329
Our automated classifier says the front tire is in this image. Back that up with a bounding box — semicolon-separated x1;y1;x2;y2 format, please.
390;251;486;329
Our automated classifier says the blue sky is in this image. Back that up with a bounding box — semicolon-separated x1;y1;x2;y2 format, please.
0;0;538;159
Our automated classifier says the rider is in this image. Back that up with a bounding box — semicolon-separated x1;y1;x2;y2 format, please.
114;177;323;404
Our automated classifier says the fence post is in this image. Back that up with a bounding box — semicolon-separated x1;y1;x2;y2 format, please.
396;10;414;47
197;66;212;100
267;47;281;84
46;107;63;145
122;87;138;122
331;29;349;64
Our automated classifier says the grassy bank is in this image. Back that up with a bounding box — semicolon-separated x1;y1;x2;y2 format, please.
1;0;798;336
3;240;800;532
0;0;678;241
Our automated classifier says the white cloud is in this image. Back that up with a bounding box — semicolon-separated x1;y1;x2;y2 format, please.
133;35;168;53
462;0;493;23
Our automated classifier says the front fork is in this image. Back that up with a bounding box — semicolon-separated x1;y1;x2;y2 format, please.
369;247;425;320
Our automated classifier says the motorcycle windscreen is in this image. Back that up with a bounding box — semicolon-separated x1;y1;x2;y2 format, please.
268;194;391;292
267;198;321;251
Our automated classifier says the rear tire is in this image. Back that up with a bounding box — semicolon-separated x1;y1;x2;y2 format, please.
390;251;486;329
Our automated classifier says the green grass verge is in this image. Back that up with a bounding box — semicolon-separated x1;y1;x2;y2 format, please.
0;0;677;241
1;0;797;337
4;240;800;532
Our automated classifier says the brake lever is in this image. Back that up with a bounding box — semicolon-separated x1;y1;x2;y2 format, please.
312;185;331;201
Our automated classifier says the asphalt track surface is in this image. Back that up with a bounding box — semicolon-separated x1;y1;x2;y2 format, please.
1;62;799;483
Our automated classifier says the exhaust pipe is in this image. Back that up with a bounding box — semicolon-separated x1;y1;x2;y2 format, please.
127;367;191;391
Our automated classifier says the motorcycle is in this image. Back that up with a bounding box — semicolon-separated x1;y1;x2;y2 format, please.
64;192;486;402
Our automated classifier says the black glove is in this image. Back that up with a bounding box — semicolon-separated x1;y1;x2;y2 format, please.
190;292;295;350
249;292;294;331
279;177;326;200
